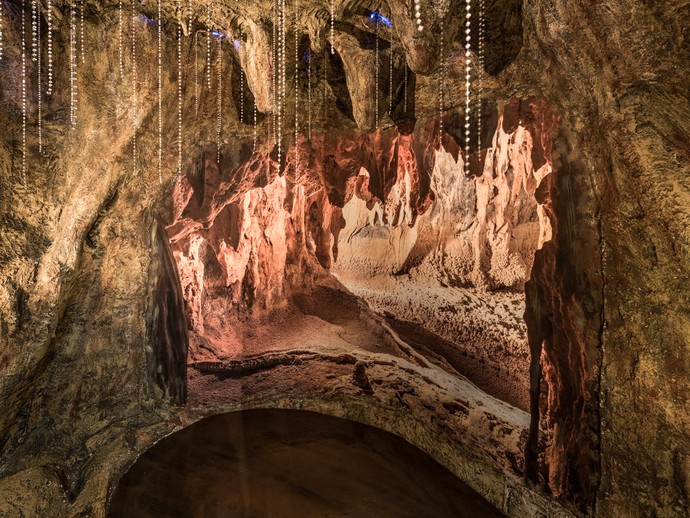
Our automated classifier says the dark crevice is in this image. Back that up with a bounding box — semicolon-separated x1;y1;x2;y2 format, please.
147;220;188;405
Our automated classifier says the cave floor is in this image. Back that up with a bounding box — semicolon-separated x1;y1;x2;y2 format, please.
332;273;531;411
190;280;529;411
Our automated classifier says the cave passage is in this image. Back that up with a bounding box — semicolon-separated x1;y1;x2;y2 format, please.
108;409;502;518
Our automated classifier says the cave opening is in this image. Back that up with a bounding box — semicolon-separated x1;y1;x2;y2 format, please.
108;409;503;518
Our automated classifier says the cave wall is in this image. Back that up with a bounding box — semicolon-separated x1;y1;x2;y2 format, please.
0;0;686;517
518;0;690;515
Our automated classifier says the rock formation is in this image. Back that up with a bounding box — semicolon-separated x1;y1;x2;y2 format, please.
0;0;688;517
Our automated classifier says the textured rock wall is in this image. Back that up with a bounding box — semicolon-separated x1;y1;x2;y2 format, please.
517;0;690;515
334;98;556;289
0;1;687;517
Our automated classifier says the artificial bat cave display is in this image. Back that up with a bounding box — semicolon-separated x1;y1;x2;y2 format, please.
0;0;688;517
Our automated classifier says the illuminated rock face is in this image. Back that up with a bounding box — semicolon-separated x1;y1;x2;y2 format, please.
165;100;555;377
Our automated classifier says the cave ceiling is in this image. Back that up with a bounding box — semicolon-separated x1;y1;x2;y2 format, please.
41;0;523;128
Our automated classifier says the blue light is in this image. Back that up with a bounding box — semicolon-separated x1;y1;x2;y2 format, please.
234;40;241;50
369;12;392;28
138;14;155;25
211;30;227;39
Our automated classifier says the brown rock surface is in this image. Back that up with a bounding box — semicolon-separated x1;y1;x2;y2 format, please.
0;1;687;517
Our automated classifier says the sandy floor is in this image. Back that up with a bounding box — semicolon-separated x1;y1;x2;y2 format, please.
190;284;414;362
191;277;530;411
334;273;531;411
108;409;502;518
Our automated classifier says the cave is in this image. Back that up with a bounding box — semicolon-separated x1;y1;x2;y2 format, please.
0;1;688;518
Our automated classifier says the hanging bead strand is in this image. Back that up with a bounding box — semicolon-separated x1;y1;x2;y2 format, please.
439;16;444;144
131;0;138;175
414;0;423;32
118;0;124;77
374;12;379;128
21;0;27;184
294;0;299;169
389;10;393;116
47;0;53;94
157;0;162;183
477;0;484;154
37;2;42;152
329;0;334;54
187;0;192;33
273;0;280;163
240;34;244;125
69;0;78;128
79;0;84;63
272;0;276;145
253;98;257;150
206;8;211;90
216;37;222;164
0;1;4;62
464;0;471;176
31;0;37;62
178;0;183;179
194;31;199;115
0;2;5;61
277;0;284;168
282;0;286;163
